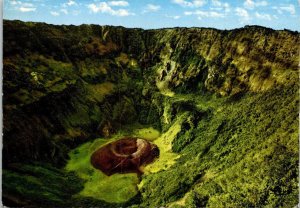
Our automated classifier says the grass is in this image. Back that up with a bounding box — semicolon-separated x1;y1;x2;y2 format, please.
65;126;161;204
3;20;299;207
80;172;139;203
140;114;186;175
132;127;160;141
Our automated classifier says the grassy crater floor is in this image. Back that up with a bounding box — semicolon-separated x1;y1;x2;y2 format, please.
65;127;164;203
3;84;298;207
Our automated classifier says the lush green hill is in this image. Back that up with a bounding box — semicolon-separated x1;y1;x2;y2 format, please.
3;20;299;207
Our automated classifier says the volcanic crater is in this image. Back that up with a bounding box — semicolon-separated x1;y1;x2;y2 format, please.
91;137;159;175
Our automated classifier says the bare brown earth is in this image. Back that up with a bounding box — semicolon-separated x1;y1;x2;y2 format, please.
91;137;159;175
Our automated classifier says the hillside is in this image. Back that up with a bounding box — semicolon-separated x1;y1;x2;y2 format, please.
3;20;299;207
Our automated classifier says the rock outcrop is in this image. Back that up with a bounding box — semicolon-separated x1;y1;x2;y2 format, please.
3;20;299;166
2;20;299;208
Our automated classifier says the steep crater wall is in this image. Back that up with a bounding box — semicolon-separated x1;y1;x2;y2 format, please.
3;20;299;168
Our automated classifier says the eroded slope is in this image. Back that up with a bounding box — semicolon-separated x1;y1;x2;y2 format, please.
3;20;299;207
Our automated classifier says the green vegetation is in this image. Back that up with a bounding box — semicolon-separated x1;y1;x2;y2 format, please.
2;163;84;207
137;84;298;207
3;20;299;207
133;127;160;141
65;134;140;203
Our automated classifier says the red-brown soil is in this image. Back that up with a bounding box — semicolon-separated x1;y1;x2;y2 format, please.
91;137;159;175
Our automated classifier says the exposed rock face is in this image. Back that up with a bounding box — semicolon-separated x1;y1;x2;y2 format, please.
91;138;159;175
2;20;299;207
3;20;299;166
